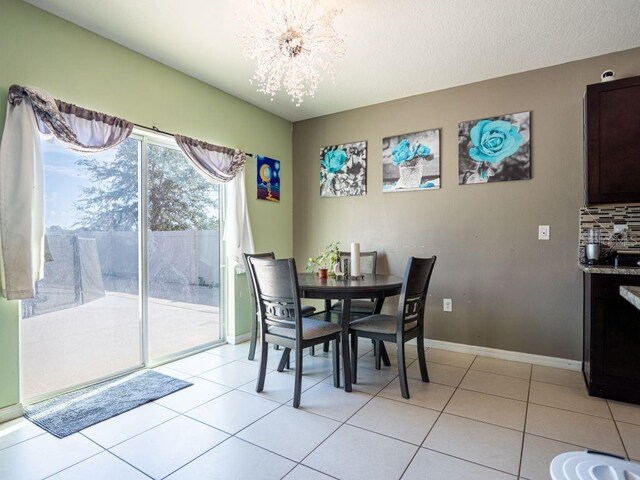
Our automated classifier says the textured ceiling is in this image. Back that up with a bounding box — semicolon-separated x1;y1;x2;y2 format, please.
24;0;640;122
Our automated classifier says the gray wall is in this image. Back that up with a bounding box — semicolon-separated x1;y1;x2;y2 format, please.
293;47;640;360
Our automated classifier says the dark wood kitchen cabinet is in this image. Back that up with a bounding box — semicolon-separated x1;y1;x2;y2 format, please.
585;75;640;205
583;272;640;404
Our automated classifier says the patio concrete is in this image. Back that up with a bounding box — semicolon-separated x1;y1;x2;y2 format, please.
21;292;220;400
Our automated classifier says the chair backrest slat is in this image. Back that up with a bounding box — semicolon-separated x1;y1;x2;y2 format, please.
339;250;377;275
262;300;296;327
247;257;303;340
397;256;437;331
243;252;275;305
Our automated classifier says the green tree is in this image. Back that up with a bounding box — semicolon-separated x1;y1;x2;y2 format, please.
75;138;219;232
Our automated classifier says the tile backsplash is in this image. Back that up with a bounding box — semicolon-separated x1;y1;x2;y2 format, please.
579;205;640;262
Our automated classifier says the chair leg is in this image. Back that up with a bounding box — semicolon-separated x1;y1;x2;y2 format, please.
374;341;382;370
293;347;303;408
332;338;340;388
256;341;269;392
341;331;350;393
397;342;410;399
323;299;331;353
248;315;258;361
277;348;291;372
274;344;280;350
350;333;358;384
380;342;391;367
416;335;429;382
286;351;291;370
310;345;315;356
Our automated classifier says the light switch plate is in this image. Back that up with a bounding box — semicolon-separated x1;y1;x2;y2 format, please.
443;298;452;312
538;225;550;240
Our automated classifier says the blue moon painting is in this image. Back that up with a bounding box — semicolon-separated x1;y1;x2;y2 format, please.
256;155;280;202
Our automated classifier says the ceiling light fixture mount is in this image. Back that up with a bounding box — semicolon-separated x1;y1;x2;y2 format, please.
242;0;345;107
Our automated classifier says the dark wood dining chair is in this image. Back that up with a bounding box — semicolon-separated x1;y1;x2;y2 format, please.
244;252;315;361
324;250;391;366
331;250;378;315
349;256;436;399
247;257;346;408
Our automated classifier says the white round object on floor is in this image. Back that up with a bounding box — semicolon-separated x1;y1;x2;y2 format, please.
550;451;640;480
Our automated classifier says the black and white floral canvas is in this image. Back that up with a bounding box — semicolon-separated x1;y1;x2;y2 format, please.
382;129;440;193
458;111;531;185
320;141;367;197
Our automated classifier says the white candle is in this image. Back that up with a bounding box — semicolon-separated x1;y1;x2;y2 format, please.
350;243;360;277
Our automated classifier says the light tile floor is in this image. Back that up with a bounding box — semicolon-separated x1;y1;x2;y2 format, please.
1;341;640;479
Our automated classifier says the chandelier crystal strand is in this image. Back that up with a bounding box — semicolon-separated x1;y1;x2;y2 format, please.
242;0;344;106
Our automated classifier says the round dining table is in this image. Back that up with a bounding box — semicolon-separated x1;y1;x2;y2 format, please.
297;273;403;392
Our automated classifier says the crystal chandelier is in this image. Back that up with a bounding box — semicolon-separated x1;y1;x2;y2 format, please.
242;0;345;106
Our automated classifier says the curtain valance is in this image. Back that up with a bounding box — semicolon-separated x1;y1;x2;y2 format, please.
173;134;253;270
174;134;246;183
8;85;133;152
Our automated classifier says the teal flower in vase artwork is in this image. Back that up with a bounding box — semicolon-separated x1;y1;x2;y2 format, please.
321;148;348;173
468;120;523;164
391;139;412;165
391;139;431;165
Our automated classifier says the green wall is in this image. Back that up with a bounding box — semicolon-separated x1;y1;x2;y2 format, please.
0;0;293;409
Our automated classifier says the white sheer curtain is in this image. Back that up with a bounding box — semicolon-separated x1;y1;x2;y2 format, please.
0;85;133;300
174;134;254;272
0;90;45;300
223;169;255;272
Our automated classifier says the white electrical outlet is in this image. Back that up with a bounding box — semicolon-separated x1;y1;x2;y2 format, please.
443;298;452;312
538;225;550;240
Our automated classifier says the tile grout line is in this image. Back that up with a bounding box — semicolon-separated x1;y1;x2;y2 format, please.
157;435;236;480
455;385;529;404
158;356;340;478
0;431;47;452
525;400;614;420
399;356;477;479
516;363;533;479
421;446;522;478
88;360;282;478
606;399;631;460
293;367;398;472
237;350;391;479
39;449;106;480
78;437;155;480
90;413;179;450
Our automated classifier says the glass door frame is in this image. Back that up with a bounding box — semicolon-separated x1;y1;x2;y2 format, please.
19;128;226;404
139;128;225;368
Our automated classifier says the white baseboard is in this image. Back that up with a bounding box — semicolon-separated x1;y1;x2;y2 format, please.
0;403;23;424
227;332;251;345
418;338;582;371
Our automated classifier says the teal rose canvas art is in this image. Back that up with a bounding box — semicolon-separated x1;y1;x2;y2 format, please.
458;111;531;185
320;141;367;197
382;128;440;192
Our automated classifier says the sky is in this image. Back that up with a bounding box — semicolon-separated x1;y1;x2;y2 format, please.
42;136;131;230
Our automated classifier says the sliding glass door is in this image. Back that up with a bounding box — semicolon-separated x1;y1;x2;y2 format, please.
22;137;143;400
21;132;222;401
145;140;222;362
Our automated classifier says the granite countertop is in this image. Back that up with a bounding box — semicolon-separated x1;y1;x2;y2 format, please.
579;264;640;275
620;286;640;310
